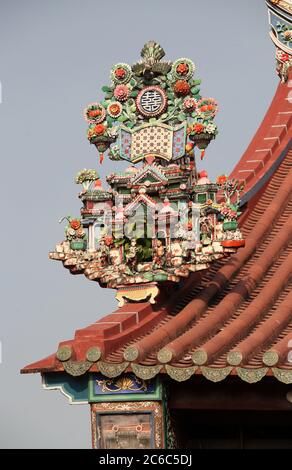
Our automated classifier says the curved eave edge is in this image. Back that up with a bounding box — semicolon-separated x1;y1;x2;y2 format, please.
240;138;292;206
34;363;292;385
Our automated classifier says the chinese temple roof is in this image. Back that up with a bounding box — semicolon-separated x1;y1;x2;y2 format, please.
22;74;292;384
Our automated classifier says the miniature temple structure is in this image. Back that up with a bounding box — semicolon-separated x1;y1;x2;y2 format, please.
48;42;245;307
22;1;292;449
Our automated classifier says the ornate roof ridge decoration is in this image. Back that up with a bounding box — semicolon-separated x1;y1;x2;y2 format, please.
49;41;245;304
267;0;292;82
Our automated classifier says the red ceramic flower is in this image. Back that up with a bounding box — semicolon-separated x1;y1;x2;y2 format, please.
104;236;113;246
114;84;129;102
176;63;189;75
115;68;126;79
197;98;218;118
108;102;122;117
174;80;190;96
70;219;81;230
84;103;106;124
194;123;204;133
281;53;290;62
88;109;101;118
216;175;228;185
94;124;105;135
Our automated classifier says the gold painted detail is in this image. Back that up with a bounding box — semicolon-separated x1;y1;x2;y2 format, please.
132;364;162;380
236;367;268;383
63;360;92;376
270;0;292;13
96;376;148;393
98;361;129;378
201;366;232;382
272;368;292;384
165;365;197;382
116;284;159;307
91;401;164;449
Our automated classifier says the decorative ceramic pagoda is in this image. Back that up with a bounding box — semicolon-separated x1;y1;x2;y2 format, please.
49;42;244;306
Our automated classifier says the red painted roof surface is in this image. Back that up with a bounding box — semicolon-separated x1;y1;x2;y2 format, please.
22;75;292;382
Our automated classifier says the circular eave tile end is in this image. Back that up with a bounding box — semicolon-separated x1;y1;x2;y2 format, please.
86;346;101;362
263;350;279;367
56;345;72;362
157;348;173;364
192;349;208;365
123;346;139;362
227;351;243;366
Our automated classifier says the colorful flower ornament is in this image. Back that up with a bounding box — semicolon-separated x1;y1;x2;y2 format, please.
113;84;129;102
205;123;217;135
171;58;195;81
276;48;291;63
94;124;106;135
84;42;219;164
83;103;106;124
216;174;228;185
182;97;198;113
173;80;191;96
87;123;107;141
193;123;205;133
70;219;81;230
197;98;218;119
110;63;132;84
107;101;123;118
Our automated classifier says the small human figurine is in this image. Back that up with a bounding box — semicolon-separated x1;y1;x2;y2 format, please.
200;216;213;245
109;248;122;267
169;241;183;267
126;239;138;271
153;239;166;268
97;238;109;266
215;222;224;241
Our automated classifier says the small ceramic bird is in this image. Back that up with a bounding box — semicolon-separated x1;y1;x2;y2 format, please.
132;41;172;80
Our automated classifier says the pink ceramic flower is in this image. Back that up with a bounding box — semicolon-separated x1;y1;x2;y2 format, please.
113;84;129;102
183;97;197;112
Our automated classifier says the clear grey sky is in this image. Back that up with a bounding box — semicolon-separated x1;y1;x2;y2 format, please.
0;0;277;448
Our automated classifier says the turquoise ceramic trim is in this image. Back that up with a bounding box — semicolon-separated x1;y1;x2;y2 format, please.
42;372;88;404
